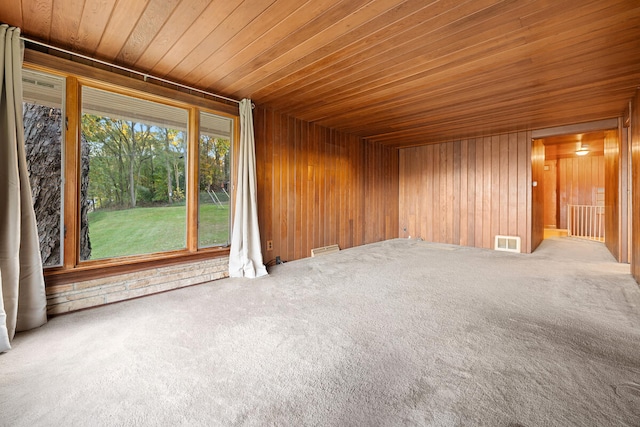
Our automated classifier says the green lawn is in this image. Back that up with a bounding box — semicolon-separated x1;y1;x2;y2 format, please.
87;203;229;260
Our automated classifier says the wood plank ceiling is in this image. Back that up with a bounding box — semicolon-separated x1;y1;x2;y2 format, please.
1;0;640;148
539;131;606;160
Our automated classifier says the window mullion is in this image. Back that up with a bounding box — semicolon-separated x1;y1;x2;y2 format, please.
64;76;80;268
187;108;199;252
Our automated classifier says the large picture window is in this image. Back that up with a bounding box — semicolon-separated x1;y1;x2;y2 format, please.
198;111;233;248
22;69;65;267
81;86;189;260
22;64;235;277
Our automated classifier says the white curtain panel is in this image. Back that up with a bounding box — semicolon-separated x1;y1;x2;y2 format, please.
0;25;48;352
228;99;268;278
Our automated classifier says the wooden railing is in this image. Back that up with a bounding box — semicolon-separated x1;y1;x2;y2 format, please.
567;205;605;241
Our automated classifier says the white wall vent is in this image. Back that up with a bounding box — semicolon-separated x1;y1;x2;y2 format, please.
311;244;340;257
494;235;521;253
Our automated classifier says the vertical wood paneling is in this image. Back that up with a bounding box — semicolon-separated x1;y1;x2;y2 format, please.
442;143;450;243
519;132;531;251
604;129;620;261
531;139;545;252
483;136;492;249
451;142;459;243
399;131;533;253
508;133;518;236
499;134;509;235
287;116;296;259
543;160;557;228
467;139;476;247
254;106;398;263
459;140;468;246
556;155;605;229
475;140;484;247
433;144;441;241
619;118;629;264
264;108;274;251
631;91;640;283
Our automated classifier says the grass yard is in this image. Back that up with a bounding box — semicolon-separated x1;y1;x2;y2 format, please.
87;203;229;260
198;203;231;248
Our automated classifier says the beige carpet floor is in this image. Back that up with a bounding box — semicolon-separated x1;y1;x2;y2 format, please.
1;237;640;426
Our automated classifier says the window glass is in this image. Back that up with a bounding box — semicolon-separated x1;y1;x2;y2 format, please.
80;86;189;260
198;111;232;247
22;69;65;267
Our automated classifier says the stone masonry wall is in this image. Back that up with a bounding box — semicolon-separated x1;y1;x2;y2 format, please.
46;257;229;315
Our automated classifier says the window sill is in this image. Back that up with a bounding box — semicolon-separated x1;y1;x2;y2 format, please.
44;246;230;287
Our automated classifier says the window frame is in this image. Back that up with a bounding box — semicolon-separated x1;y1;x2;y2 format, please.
197;109;234;249
79;80;192;262
23;52;239;287
22;67;67;268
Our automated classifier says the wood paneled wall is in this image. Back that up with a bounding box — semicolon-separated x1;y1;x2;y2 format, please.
253;107;399;263
530;139;545;252
632;91;640;283
399;131;534;253
556;155;605;229
604;129;621;261
543;160;558;228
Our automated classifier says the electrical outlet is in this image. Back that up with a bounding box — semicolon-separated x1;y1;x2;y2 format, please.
267;240;273;250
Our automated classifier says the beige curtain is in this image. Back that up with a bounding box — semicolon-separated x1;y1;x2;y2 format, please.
228;99;268;278
0;25;47;352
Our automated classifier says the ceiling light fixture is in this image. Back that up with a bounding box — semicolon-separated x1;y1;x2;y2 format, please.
576;143;589;156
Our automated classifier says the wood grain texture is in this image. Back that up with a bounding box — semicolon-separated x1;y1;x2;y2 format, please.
24;49;238;116
543;160;557;228
73;0;117;53
21;0;52;40
555;155;605;230
399;131;533;253
63;77;80;268
254;106;398;263
3;0;639;148
153;0;274;80
604;129;621;261
631;90;640;283
116;0;180;65
95;0;151;60
619;118;629;264
0;0;23;28
49;0;84;48
186;108;199;252
131;0;208;69
530;139;545;252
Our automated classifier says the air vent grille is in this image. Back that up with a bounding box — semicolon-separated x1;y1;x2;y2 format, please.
311;244;340;257
494;235;521;253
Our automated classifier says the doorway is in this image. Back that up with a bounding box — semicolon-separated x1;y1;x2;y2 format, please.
537;131;605;241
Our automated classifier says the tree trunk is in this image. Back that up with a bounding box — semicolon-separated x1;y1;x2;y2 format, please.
24;104;62;266
79;132;92;260
23;103;91;264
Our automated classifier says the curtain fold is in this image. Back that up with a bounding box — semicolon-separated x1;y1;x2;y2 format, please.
228;99;268;278
0;25;47;353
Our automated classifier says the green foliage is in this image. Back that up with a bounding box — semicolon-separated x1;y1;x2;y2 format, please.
199;136;230;193
81;110;232;259
82;114;190;209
